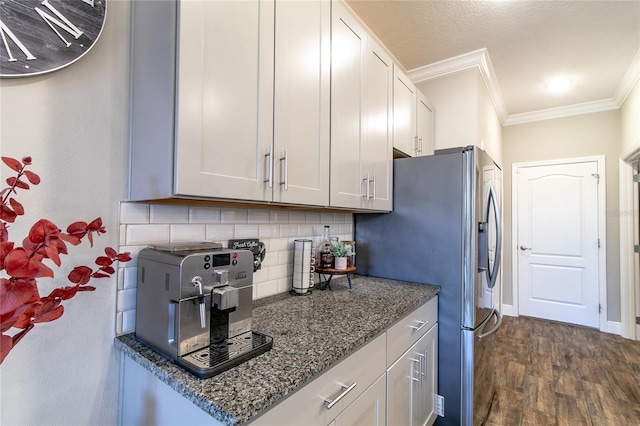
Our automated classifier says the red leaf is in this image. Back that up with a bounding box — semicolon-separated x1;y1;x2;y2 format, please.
6;177;28;190
0;278;40;316
0;241;14;267
77;286;96;292
59;233;81;246
0;222;7;241
66;221;87;236
13;304;39;328
1;157;22;173
68;266;92;285
0;205;17;223
8;198;24;216
117;252;132;262
4;248;54;279
21;157;32;165
43;244;61;267
105;247;117;258
91;272;110;279
28;219;60;244
23;170;40;185
87;218;103;232
33;304;64;324
95;256;112;267
1;334;13;364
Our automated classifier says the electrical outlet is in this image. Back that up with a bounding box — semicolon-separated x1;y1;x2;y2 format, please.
435;394;444;417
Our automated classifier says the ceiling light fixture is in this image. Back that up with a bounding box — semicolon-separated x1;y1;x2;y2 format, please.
545;77;574;94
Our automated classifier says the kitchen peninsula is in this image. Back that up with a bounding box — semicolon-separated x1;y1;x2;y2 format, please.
115;276;439;425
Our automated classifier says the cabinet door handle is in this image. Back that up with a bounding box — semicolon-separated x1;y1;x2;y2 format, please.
409;319;429;333
409;358;421;383
414;135;419;154
264;146;273;188
368;175;376;201
362;174;370;200
418;136;423;154
280;150;288;191
323;382;357;409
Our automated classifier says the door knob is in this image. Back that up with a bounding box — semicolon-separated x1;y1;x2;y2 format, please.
520;245;532;251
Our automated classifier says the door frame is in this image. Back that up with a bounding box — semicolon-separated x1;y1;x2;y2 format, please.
620;145;640;340
512;155;607;331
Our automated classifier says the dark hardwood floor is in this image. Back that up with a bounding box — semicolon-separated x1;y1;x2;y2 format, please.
486;315;640;425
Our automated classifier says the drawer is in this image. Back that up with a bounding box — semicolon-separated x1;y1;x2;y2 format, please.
251;333;386;426
386;296;438;367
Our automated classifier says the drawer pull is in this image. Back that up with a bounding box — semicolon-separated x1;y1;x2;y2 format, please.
324;382;357;410
409;320;429;333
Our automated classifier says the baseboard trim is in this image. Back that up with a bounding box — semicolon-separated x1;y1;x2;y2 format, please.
500;304;620;335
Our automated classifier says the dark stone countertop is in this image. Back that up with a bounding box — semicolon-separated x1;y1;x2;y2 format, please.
115;275;439;425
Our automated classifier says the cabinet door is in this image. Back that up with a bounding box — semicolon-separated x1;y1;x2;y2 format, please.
174;0;275;201
334;374;386;426
273;0;330;206
330;1;367;209
393;68;417;157
386;346;414;426
413;324;438;426
416;92;434;157
361;38;393;211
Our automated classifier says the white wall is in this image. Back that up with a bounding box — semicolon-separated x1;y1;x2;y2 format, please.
621;78;640;155
502;110;622;321
0;1;130;424
415;69;502;164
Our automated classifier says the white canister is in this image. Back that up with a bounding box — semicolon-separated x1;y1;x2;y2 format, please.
292;239;315;294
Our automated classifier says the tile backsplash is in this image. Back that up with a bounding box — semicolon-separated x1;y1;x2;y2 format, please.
116;202;353;335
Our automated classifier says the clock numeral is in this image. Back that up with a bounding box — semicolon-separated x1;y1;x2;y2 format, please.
35;0;84;48
0;20;37;62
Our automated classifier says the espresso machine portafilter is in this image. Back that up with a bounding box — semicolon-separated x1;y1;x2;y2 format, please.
135;244;272;378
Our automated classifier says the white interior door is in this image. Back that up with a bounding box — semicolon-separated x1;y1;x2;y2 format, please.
516;161;601;328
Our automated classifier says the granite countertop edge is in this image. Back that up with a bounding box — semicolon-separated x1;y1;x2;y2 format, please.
115;275;440;425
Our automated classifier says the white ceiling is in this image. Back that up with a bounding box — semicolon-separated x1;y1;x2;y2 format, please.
345;0;640;123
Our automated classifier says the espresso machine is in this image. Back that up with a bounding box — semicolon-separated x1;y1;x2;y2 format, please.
135;242;272;378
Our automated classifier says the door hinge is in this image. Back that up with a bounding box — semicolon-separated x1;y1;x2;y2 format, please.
592;173;600;184
598;239;601;248
633;174;639;183
634;245;640;254
598;304;602;314
636;317;640;325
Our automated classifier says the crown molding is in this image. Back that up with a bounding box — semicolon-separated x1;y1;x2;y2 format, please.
407;48;509;123
408;48;639;126
503;99;620;126
613;48;640;106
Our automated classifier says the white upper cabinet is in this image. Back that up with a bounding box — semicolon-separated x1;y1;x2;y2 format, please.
273;0;330;206
129;0;329;206
330;1;392;211
416;91;435;156
394;68;434;157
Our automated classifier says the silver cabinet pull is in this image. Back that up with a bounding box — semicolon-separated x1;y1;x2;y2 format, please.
417;352;426;380
323;382;357;409
409;358;421;383
408;319;429;333
362;174;370;199
279;150;288;191
264;146;273;188
418;136;423;154
368;175;376;201
520;245;532;251
414;135;419;154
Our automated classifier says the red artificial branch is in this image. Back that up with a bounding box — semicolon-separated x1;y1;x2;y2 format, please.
0;156;131;364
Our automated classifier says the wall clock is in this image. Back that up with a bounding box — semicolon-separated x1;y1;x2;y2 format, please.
0;0;107;78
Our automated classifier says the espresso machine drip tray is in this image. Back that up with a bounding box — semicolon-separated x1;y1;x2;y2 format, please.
177;331;273;379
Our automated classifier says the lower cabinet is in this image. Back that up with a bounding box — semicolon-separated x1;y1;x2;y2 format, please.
387;324;438;426
329;374;386;426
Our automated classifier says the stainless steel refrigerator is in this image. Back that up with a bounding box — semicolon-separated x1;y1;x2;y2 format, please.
355;146;503;426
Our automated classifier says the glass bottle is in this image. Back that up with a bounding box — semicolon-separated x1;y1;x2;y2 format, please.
319;225;333;269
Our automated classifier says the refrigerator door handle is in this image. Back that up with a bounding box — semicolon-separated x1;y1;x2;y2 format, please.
486;185;502;289
477;309;502;341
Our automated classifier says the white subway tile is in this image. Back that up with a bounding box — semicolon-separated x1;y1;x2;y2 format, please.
258;224;279;239
321;213;335;223
279;224;298;238
269;264;288;280
123;266;138;290
120;202;150;224
189;206;221;224
125;224;170;245
260;250;278;268
221;208;248;224
305;212;321;223
121;309;136;334
119;225;127;243
269;237;289;252
297;224;315;238
150;204;189;224
205;224;235;240
253;267;269;284
278;277;292;293
278;250;292;266
248;209;270;224
171;224;207;241
117;288;137;312
288;211;306;223
269;211;289;223
235;224;260;239
257;280;279;299
116;312;123;335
